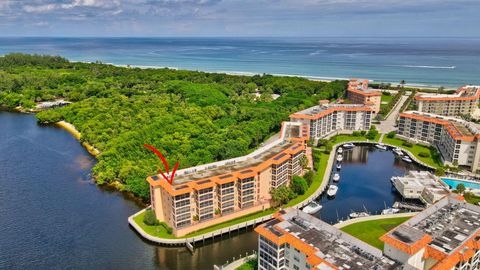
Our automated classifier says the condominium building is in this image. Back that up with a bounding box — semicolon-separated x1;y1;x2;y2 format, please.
255;208;400;270
255;195;480;270
147;122;310;236
290;101;373;140
381;195;480;270
347;79;382;113
415;85;480;117
398;111;480;172
391;171;450;204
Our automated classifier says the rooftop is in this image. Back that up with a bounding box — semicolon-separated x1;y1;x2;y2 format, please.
258;209;400;270
415;85;480;101
384;195;480;254
173;140;296;184
292;103;371;118
391;171;450;203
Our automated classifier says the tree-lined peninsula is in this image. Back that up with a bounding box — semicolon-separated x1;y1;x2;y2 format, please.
0;54;347;200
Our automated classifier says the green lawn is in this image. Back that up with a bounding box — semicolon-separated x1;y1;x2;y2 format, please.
133;151;330;239
381;94;393;108
133;211;176;239
328;133;381;144
236;258;258;270
381;137;443;169
341;217;410;249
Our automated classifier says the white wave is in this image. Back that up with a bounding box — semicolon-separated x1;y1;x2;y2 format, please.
389;64;456;69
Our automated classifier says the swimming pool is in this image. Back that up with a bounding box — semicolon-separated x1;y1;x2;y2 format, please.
441;178;480;190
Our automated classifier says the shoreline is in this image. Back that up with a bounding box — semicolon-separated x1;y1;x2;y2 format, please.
84;61;455;90
55;120;101;157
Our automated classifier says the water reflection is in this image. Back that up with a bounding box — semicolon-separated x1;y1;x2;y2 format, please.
314;144;425;224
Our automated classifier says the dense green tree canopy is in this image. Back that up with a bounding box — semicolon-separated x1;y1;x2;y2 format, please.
0;54;347;200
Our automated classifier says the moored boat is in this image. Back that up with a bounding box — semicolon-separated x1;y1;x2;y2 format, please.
327;185;338;197
393;147;403;156
349;212;370;219
336;154;343;162
333;173;340;182
381;208;400;215
337;147;343;154
375;143;387;150
342;143;355;149
402;156;412;163
302;201;323;214
336;164;342;170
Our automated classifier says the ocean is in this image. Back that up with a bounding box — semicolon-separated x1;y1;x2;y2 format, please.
0;37;479;87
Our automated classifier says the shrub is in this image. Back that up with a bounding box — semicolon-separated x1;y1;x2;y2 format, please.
143;209;159;226
386;131;396;139
360;130;367;136
402;141;413;148
456;183;466;194
352;131;361;136
303;170;314;186
291;176;308;195
160;222;173;234
215;208;220;215
418;152;430;158
434;168;445;176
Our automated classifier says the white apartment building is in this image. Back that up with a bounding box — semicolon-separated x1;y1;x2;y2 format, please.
415;85;480;117
398;111;480;173
290;101;373;140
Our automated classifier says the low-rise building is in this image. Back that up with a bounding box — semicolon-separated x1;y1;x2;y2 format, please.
381;195;480;270
414;85;480;117
347;79;382;114
398;111;480;172
391;171;450;204
255;208;400;270
290;101;372;140
147;121;310;236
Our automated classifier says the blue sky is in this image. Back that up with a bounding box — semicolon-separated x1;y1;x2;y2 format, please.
0;0;479;37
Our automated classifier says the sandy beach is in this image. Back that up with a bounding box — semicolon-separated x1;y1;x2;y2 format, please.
55;120;101;157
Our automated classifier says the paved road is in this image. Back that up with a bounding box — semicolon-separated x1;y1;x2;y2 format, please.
377;94;409;134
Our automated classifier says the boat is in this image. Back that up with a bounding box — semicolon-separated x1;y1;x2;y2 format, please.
336;164;342;170
393;147;403;156
375;143;387;150
336;154;343;162
342;143;355;149
349;212;370;219
381;208;400;215
302;201;323;214
337;147;343;154
402;156;412;163
327;185;338;197
333;173;340;182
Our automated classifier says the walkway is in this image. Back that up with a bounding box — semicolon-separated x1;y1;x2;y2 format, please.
377;94;409;134
333;212;417;229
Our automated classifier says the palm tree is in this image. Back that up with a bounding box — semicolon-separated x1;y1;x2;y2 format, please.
400;80;406;88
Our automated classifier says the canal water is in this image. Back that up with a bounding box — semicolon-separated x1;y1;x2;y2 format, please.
313;145;425;223
0;112;426;269
0;112;257;270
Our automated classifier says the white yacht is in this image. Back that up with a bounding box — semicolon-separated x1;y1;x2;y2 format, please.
302;201;322;214
342;143;355;149
336;163;342;170
327;185;338;197
402;156;413;163
336;154;343;162
393;147;403;156
337;147;343;154
349;212;370;219
333;173;340;182
375;143;387;150
381;208;400;215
